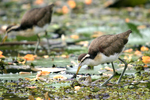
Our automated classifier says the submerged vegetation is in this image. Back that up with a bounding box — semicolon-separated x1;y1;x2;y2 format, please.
0;0;150;99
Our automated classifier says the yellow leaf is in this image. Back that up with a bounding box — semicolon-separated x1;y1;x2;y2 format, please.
125;18;130;23
34;0;44;5
24;54;35;61
68;0;76;8
62;6;69;14
134;50;142;56
142;56;150;64
140;46;149;51
85;0;92;5
124;49;133;53
70;35;79;39
53;75;67;80
74;86;81;91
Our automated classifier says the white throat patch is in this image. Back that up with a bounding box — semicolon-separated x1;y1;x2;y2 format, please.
81;54;90;62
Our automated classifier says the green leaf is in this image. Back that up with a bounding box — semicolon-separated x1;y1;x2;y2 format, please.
126;22;143;37
16;35;37;41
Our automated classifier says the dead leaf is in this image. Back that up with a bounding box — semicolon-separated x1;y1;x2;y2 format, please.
68;0;76;9
62;6;69;14
76;41;89;47
70;35;79;39
24;54;35;61
105;66;113;71
118;64;133;67
142;56;150;64
85;0;92;5
92;31;104;38
34;0;44;5
25;77;31;81
36;97;43;100
125;18;130;23
36;71;50;77
61;54;69;58
43;55;49;58
74;86;81;91
104;1;113;7
140;46;149;51
53;75;67;80
137;25;146;29
28;95;34;100
19;72;31;75
124;54;133;61
0;51;5;58
144;64;148;67
134;50;142;56
44;92;51;100
124;48;133;53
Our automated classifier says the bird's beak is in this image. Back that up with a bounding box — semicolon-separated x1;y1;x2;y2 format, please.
2;33;8;43
76;63;82;76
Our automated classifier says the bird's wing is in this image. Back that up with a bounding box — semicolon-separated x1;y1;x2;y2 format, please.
20;5;53;29
20;8;41;29
36;5;53;27
88;34;128;58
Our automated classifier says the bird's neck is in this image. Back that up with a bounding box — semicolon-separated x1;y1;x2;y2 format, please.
7;25;22;33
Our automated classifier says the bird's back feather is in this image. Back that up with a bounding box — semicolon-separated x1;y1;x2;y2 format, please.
20;4;53;30
88;30;132;59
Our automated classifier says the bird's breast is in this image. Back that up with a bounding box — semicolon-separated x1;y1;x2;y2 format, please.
34;24;49;33
89;53;122;66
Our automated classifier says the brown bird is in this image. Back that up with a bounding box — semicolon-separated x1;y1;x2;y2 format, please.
2;4;54;54
74;29;132;86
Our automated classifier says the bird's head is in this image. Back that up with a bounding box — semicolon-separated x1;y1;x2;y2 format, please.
49;3;55;10
2;25;20;43
76;53;91;76
6;25;17;33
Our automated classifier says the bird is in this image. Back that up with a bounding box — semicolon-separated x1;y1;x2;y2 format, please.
74;29;132;86
2;4;54;55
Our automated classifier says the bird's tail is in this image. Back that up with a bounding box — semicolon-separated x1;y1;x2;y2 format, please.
118;29;132;39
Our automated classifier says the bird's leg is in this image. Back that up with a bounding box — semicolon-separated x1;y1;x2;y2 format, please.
45;31;50;54
34;34;40;55
117;58;128;84
101;62;116;86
